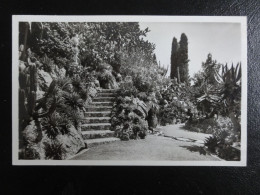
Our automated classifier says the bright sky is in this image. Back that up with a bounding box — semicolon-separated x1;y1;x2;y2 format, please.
139;22;241;77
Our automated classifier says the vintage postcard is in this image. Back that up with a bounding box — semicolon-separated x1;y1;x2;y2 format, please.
12;15;247;166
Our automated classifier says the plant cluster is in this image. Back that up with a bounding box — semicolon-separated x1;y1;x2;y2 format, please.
111;96;148;140
19;50;99;160
204;126;240;161
187;55;242;160
158;79;197;125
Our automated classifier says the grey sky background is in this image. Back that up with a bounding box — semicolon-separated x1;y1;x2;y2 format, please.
139;22;242;77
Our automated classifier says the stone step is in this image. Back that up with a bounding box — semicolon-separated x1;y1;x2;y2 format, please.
82;117;110;124
85;106;113;112
85;137;120;148
84;111;111;117
82;130;115;139
81;123;111;131
93;97;114;102
99;89;119;93
91;102;114;107
98;93;116;97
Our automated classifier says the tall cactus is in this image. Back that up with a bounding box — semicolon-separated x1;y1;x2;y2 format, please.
27;64;37;117
19;63;38;131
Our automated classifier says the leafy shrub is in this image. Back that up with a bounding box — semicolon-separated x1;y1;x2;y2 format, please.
65;108;83;130
62;92;84;110
44;141;65;160
158;80;197;126
111;96;148;140
185;118;218;134
202;116;240;160
185;116;234;135
118;81;139;97
204;136;219;153
42;112;70;139
204;134;240;161
217;146;240;161
56;77;72;91
23;147;40;160
40;54;55;73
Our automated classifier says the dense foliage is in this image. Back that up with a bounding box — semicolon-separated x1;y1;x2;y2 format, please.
186;54;242;160
19;21;163;157
111;95;149;140
18;21;242;161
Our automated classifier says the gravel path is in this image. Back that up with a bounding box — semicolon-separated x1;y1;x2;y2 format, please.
71;124;219;161
159;124;212;143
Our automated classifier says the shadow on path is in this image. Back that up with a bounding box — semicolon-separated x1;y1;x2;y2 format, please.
181;145;209;156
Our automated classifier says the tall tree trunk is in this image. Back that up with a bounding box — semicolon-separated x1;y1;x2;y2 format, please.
177;66;180;83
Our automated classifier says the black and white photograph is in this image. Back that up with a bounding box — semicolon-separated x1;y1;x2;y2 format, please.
12;16;247;165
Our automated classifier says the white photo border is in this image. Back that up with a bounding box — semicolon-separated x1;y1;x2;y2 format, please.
12;15;247;166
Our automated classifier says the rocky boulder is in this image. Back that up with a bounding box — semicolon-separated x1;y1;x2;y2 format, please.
50;67;66;79
39;125;85;160
38;69;53;90
22;120;42;145
55;126;85;159
21;121;86;160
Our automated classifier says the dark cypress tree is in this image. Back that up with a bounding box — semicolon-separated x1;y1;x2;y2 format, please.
170;37;179;80
178;33;189;84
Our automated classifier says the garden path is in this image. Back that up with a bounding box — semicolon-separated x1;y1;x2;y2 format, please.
71;124;220;161
159;123;212;144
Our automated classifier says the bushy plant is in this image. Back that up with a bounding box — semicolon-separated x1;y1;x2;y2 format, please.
204;136;219;153
41;112;70;139
204;131;240;161
62;92;84;110
111;96;149;140
118;80;139;97
215;63;241;135
44;141;65;160
40;54;55;73
23;147;41;160
158;80;196;125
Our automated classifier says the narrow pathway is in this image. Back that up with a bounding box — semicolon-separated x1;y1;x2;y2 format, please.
72;123;219;161
159;123;211;144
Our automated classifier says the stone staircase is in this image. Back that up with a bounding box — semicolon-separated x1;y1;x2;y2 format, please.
82;89;120;148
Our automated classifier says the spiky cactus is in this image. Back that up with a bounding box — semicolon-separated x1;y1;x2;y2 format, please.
26;64;37;117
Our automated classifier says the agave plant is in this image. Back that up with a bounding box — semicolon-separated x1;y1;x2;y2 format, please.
44;141;65;160
215;63;241;134
42;112;70;139
66;108;83;130
62;92;84;110
215;63;241;106
71;76;86;93
196;84;221;114
40;54;55;73
56;77;72;91
204;136;220;153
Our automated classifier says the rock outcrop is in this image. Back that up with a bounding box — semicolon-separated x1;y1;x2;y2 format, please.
21;123;85;160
